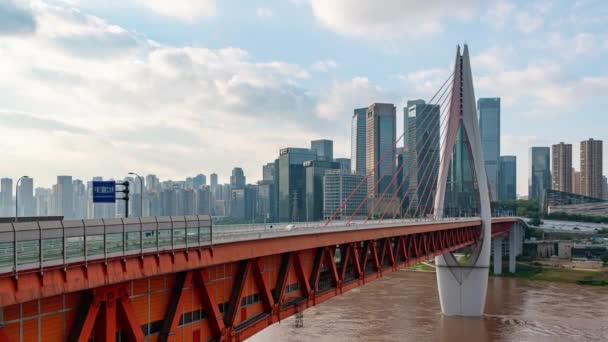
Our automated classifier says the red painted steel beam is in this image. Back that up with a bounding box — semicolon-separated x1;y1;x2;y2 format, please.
193;269;225;338
159;272;192;342
95;300;117;342
292;252;311;298
67;293;100;342
324;247;340;287
0;219;519;309
224;260;252;328
251;258;274;313
117;291;145;342
273;253;291;305
350;243;362;278
370;241;381;272
339;244;351;282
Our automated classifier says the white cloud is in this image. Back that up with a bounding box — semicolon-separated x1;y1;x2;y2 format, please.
256;7;273;18
482;0;549;33
306;0;477;39
481;0;515;29
311;59;337;72
316;77;386;120
135;0;216;21
0;1;335;186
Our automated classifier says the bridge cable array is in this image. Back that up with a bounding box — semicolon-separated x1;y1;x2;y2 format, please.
323;72;460;226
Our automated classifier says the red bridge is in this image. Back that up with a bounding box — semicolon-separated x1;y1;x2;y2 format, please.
0;216;523;342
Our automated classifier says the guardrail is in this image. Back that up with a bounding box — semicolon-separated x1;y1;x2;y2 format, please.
0;215;212;275
0;215;498;277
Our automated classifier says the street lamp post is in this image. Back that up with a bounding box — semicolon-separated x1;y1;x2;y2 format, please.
128;172;144;217
15;176;29;220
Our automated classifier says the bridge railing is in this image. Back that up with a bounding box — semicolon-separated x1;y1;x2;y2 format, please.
0;215;212;276
0;215;490;277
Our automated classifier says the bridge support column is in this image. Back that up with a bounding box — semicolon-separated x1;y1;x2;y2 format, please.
508;227;516;273
493;237;503;275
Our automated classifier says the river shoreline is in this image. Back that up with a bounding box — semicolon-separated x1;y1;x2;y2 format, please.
406;262;608;286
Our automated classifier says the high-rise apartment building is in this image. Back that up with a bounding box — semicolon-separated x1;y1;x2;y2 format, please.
551;142;572;193
478;98;500;201
145;174;159;192
17;177;34;216
230;168;246;189
72;179;87;219
498;156;516;201
528;147;551;201
311;139;333;162
35;187;50;216
0;178;12;217
572;169;581;195
580;138;603;198
192;174;206;188
365;103;396;212
351;108;367;176
602;175;608;200
56;176;74;218
404;100;440;215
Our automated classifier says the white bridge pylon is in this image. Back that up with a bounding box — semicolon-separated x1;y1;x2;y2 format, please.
433;44;492;316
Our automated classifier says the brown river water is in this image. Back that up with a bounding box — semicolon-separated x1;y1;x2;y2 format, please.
249;271;608;342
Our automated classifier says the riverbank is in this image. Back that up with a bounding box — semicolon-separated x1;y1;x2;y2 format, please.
407;262;608;286
492;262;608;286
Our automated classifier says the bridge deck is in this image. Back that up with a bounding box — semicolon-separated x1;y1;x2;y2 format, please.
0;216;483;276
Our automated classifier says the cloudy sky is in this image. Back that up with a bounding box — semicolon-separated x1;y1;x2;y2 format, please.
1;0;607;195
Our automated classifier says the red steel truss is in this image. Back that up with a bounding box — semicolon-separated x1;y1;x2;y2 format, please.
0;219;518;342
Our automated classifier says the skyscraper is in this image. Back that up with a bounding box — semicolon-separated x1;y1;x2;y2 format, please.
323;169;367;220
56;176;74;218
498;156;516;201
404;100;440;215
192;174;206;188
551;142;572;193
580;138;603;198
304;160;339;221
478;98;500;201
311;139;333;162
0;178;12;217
351;107;367;176
230;167;246;189
210;173;218;187
17;177;34;216
72;179;87;219
262;163;275;182
365;103;396;213
528;147;551;201
277;147;317;221
602;175;608;200
333;158;351;172
256;180;275;222
145;174;159;192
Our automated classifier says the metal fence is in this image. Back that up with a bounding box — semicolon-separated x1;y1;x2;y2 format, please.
0;215;212;275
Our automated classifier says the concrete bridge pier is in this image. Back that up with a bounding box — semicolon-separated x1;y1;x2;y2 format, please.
493;237;503;275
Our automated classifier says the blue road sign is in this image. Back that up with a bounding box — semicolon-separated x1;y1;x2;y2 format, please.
92;181;116;203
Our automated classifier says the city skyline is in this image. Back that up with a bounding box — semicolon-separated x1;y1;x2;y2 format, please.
1;0;608;195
